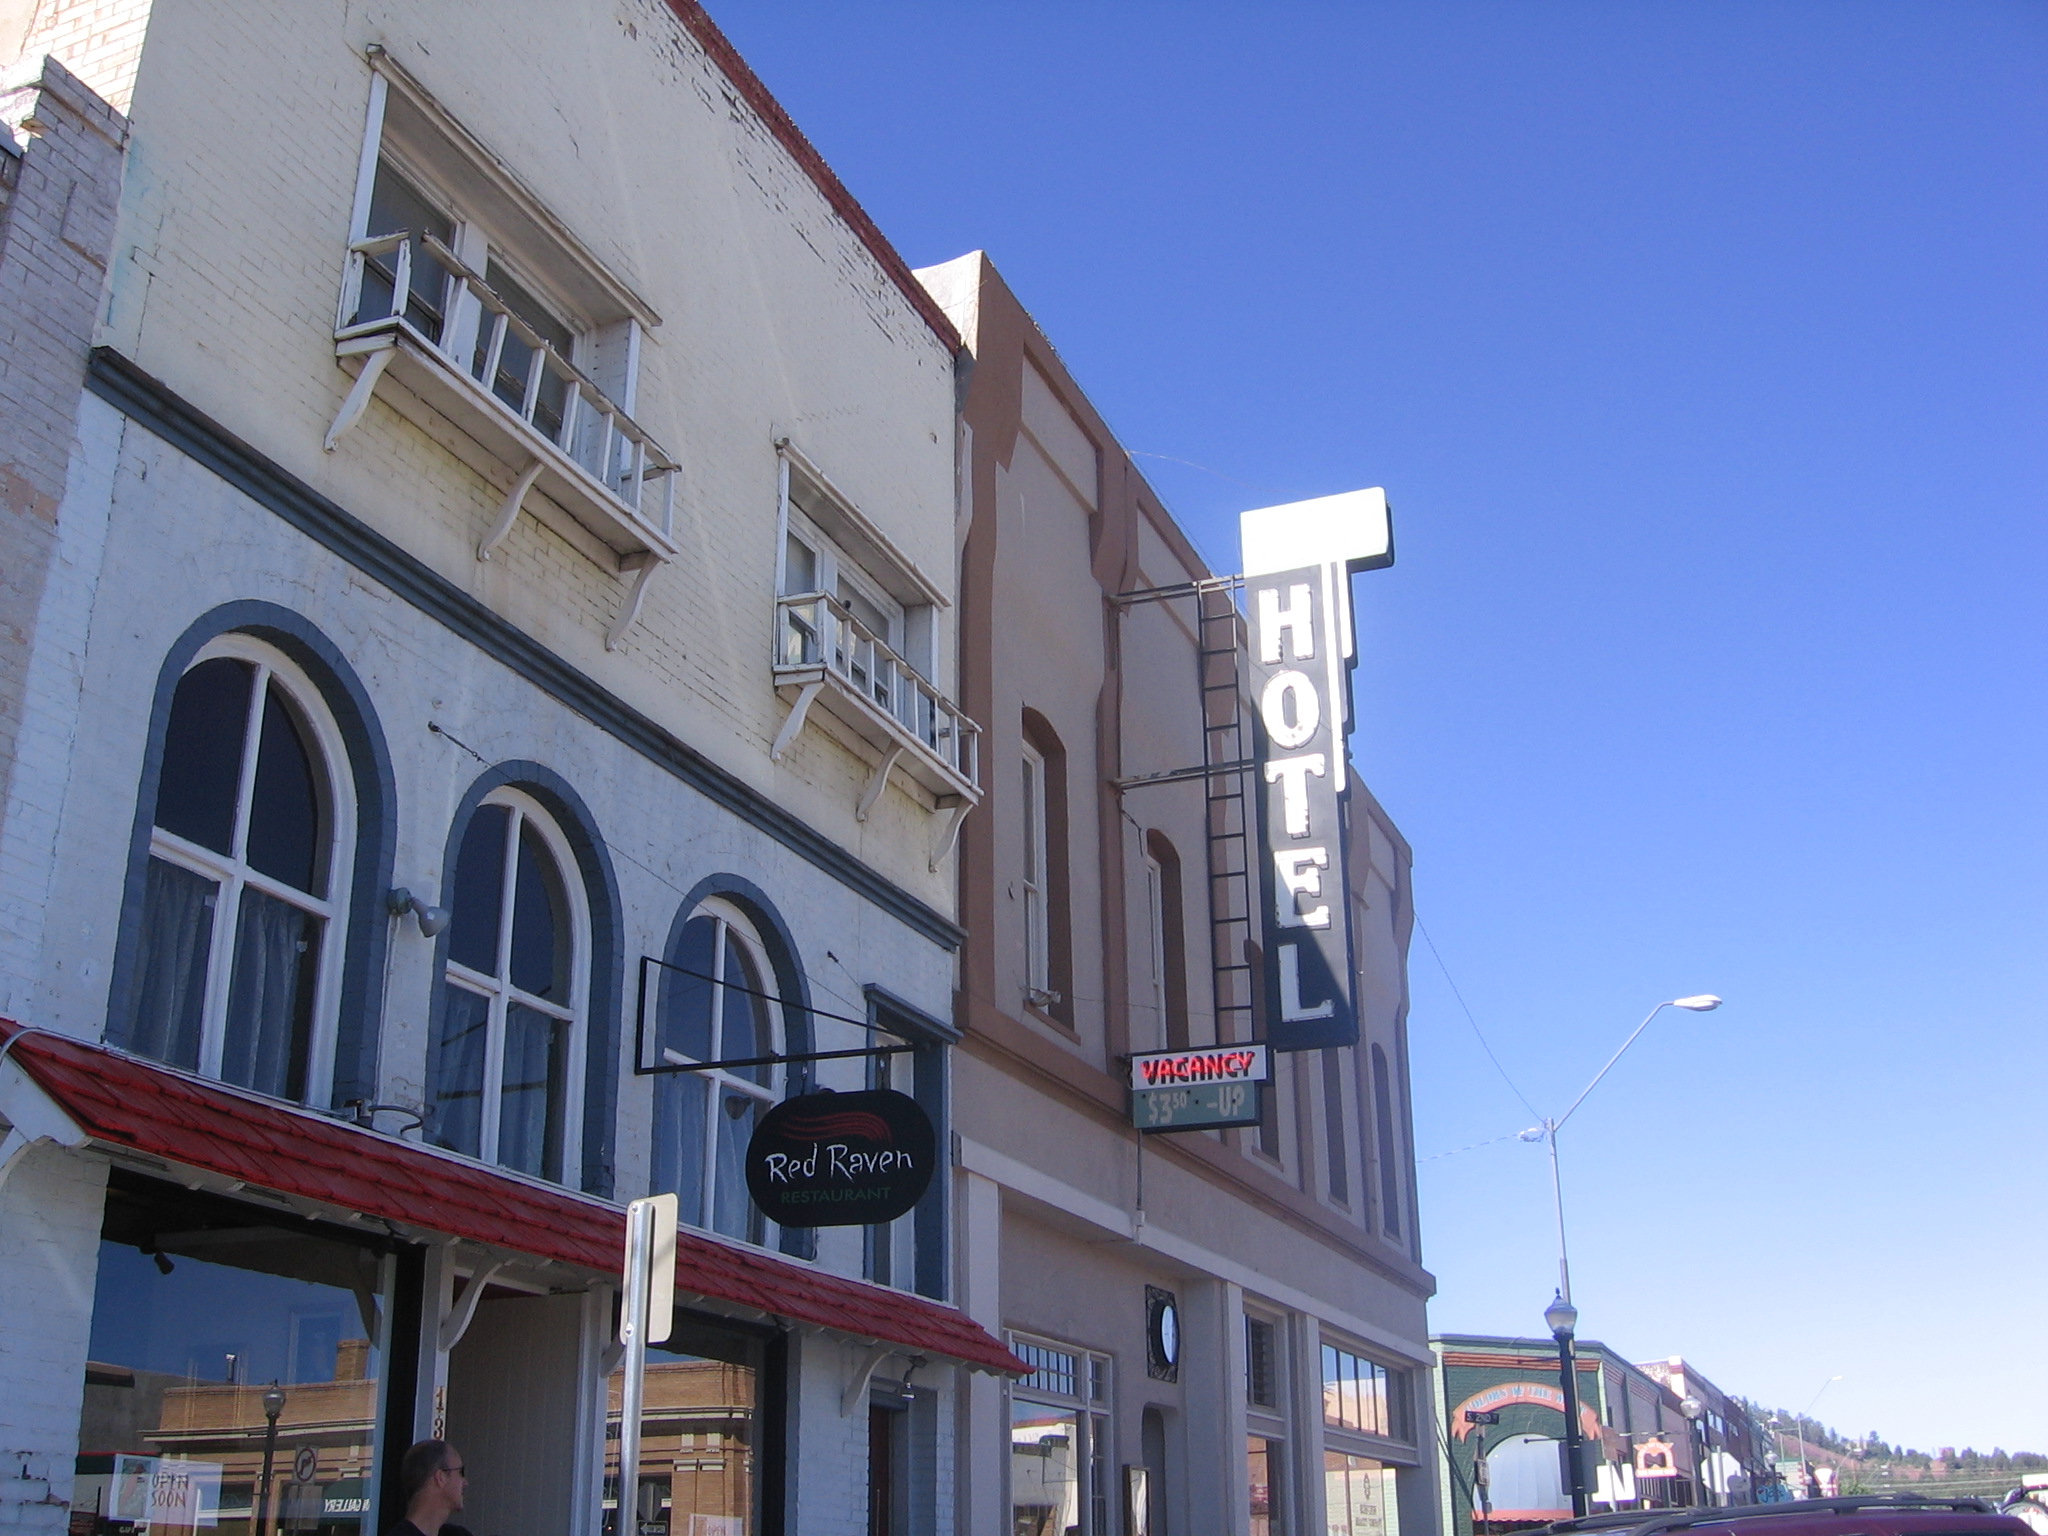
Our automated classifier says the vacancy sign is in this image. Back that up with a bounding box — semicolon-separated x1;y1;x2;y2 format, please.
1129;1046;1270;1132
1239;488;1393;1051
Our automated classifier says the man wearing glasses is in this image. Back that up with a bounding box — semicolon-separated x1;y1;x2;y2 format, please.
388;1441;474;1536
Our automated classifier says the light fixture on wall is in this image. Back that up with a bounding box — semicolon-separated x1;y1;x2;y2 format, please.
892;1354;928;1408
387;887;451;936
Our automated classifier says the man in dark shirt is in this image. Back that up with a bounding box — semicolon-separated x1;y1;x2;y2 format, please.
386;1440;473;1536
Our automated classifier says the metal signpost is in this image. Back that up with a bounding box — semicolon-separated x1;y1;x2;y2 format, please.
617;1192;677;1536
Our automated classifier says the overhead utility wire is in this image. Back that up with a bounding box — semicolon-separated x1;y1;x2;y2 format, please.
1414;916;1541;1122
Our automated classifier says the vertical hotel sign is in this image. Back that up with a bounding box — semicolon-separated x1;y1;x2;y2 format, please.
1239;489;1394;1051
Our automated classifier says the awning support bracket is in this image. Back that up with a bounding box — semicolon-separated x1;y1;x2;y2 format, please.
841;1344;896;1417
438;1259;507;1352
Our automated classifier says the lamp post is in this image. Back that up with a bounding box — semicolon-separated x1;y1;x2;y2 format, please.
256;1383;286;1536
1546;1294;1590;1519
1680;1396;1708;1509
1520;997;1720;1525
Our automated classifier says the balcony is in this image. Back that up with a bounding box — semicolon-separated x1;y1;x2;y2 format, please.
772;590;981;820
325;230;680;646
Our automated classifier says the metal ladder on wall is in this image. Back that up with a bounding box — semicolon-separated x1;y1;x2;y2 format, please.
1111;574;1258;1051
1194;579;1256;1047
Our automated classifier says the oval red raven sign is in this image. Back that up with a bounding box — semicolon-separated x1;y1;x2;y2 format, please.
744;1088;935;1227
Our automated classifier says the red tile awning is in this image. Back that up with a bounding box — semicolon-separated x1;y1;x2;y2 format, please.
0;1022;1024;1376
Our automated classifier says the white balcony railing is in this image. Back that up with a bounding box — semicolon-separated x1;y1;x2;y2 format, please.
334;230;677;544
775;591;980;797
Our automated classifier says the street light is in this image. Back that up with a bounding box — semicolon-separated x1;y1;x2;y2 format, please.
1521;996;1722;1305
257;1383;286;1536
1545;1294;1589;1519
1680;1396;1709;1509
1519;998;1720;1525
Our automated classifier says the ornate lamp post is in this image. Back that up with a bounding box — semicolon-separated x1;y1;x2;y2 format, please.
1545;1294;1590;1519
256;1383;286;1536
1680;1396;1709;1508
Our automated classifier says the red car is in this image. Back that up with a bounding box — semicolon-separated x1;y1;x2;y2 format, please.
1541;1496;2036;1536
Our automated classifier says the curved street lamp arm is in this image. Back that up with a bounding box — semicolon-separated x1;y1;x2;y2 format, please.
1554;1001;1673;1132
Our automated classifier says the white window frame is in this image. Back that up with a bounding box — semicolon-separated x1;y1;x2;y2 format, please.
441;787;590;1182
329;54;677;650
658;898;785;1247
1021;743;1051;1003
344;60;651;410
1007;1334;1114;1536
147;635;354;1107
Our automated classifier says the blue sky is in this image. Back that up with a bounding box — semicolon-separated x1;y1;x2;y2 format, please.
707;1;2048;1451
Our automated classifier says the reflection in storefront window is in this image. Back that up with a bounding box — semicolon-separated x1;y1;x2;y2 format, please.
603;1318;762;1536
75;1178;390;1536
1009;1402;1081;1536
1325;1452;1398;1536
1247;1437;1284;1536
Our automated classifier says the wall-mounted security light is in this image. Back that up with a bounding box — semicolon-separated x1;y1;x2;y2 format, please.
387;887;451;937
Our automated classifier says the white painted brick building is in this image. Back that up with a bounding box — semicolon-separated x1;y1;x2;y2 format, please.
0;7;1008;1536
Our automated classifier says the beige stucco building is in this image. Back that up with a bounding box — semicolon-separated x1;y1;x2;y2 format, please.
917;254;1439;1536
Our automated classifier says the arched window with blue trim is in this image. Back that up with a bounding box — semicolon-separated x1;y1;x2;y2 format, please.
650;899;786;1246
130;637;354;1104
430;787;589;1182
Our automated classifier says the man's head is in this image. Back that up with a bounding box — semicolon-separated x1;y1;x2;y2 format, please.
399;1440;466;1523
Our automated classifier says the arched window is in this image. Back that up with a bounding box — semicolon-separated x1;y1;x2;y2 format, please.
651;899;783;1245
130;639;353;1103
1020;710;1072;1026
431;789;588;1182
1143;830;1189;1051
1370;1043;1404;1239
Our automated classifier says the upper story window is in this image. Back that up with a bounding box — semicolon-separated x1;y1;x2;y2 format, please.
327;51;677;647
1321;1340;1413;1445
129;640;353;1105
430;790;588;1183
1021;741;1051;1001
650;900;785;1246
1370;1043;1405;1239
770;442;981;812
1143;830;1190;1051
1017;711;1071;1024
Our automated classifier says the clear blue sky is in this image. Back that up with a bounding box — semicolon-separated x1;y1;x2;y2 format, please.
707;1;2048;1453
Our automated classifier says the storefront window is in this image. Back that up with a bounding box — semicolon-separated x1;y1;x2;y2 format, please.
1324;1453;1398;1536
76;1176;391;1536
1008;1337;1110;1536
1247;1437;1284;1536
604;1316;765;1536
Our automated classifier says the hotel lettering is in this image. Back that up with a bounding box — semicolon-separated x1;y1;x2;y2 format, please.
1248;561;1360;1050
